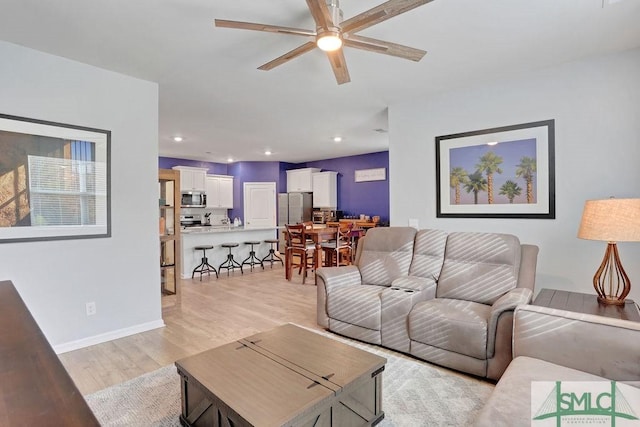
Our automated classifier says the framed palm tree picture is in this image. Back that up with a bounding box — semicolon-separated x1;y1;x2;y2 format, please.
435;120;555;219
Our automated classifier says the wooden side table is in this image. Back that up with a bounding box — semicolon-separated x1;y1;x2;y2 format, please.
533;288;640;322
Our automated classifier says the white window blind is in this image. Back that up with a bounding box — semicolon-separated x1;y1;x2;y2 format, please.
28;155;107;227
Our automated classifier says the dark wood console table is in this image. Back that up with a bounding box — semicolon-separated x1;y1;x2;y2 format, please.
533;288;640;322
0;280;99;426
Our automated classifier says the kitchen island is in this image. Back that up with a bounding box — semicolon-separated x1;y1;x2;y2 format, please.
180;226;279;279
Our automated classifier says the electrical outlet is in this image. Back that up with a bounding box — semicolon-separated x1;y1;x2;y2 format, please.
86;301;96;316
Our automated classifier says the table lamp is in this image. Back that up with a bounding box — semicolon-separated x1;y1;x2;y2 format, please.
577;198;640;305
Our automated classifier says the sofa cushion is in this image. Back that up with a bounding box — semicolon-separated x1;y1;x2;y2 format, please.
437;232;521;305
474;356;608;427
357;227;417;287
327;284;385;330
409;229;448;280
409;298;491;359
328;318;382;344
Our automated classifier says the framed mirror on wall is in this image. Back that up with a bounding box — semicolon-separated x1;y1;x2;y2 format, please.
0;113;111;243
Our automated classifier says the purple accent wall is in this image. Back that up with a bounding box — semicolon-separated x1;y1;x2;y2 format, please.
279;162;297;191
158;152;390;224
305;151;389;224
158;156;228;175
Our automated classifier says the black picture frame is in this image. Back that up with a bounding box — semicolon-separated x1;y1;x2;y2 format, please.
435;119;555;219
0;113;111;243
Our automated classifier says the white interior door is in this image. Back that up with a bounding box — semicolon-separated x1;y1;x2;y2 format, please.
243;182;276;228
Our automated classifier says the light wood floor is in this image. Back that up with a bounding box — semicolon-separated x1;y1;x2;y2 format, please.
59;264;321;395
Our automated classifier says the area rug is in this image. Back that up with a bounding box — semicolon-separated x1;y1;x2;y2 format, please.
85;330;493;426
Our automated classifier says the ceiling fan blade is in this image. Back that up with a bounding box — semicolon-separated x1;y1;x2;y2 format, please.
258;41;317;71
326;49;351;85
305;0;334;30
344;34;426;62
215;19;315;37
341;0;434;35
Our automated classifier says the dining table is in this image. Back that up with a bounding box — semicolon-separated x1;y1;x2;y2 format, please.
282;226;335;281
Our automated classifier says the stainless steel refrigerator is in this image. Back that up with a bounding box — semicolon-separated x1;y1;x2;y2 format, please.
278;192;313;250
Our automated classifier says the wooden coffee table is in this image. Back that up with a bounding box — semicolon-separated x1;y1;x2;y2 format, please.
175;323;386;426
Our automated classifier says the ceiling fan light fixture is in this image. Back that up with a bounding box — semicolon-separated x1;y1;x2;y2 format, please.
317;29;342;52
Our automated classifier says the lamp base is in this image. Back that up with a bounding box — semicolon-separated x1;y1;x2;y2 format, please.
593;242;631;306
597;295;626;306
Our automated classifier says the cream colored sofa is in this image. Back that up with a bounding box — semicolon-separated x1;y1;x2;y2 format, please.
475;304;640;426
316;226;539;380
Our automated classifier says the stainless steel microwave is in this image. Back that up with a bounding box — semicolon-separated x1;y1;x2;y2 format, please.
181;191;206;208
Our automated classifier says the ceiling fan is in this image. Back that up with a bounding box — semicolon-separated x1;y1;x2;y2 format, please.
214;0;433;85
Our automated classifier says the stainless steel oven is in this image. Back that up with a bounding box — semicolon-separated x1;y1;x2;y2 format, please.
313;209;331;224
312;210;325;224
179;214;202;228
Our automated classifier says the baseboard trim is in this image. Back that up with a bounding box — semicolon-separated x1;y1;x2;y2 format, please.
53;319;166;354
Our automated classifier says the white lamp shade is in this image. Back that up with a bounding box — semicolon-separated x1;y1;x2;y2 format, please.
577;198;640;242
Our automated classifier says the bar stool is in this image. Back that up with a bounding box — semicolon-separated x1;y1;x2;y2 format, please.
192;245;218;281
261;239;284;268
219;242;243;275
242;241;264;271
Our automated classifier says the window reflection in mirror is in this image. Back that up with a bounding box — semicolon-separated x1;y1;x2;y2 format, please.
0;115;110;242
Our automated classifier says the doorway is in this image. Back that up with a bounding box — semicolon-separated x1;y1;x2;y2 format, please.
243;182;276;228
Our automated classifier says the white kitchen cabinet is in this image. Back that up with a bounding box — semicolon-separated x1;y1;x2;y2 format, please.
312;171;337;208
286;168;321;192
173;166;207;192
206;175;234;208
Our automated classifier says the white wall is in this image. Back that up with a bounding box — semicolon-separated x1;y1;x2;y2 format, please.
389;48;640;301
0;41;163;351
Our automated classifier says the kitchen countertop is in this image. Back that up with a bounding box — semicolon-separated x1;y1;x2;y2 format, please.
181;225;277;234
179;226;279;279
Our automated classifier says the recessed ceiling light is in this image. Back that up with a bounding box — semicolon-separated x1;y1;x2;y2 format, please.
264;150;272;156
487;141;498;146
227;157;234;163
173;136;183;142
333;136;342;143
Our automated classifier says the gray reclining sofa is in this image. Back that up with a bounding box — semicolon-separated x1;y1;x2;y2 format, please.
316;226;539;380
475;304;640;426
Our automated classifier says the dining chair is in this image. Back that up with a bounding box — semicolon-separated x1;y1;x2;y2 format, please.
321;224;352;267
301;221;315;245
285;223;315;283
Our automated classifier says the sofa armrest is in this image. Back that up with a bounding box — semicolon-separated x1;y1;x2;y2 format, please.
380;277;437;353
517;244;539;291
486;288;532;358
513;304;640;381
391;276;437;295
316;265;362;292
316;266;362;328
